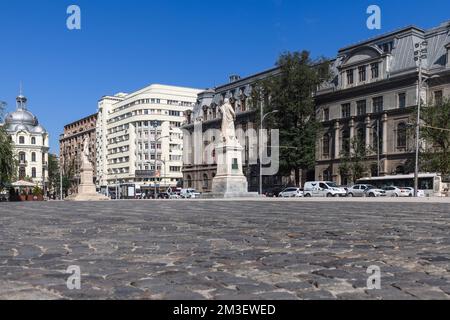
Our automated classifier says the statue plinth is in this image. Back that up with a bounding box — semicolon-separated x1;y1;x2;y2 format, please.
66;160;109;202
205;140;259;199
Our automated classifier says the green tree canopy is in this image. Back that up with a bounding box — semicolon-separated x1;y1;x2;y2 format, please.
253;51;331;185
0;103;17;189
419;98;450;176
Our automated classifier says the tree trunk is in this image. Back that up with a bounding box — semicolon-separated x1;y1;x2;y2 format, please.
295;168;301;187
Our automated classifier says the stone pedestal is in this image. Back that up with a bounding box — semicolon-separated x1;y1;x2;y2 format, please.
67;162;109;201
203;140;259;199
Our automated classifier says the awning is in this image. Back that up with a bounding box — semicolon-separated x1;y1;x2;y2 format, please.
11;180;36;188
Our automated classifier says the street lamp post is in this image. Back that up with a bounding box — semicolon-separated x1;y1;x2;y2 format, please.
259;108;279;196
413;40;428;197
60;161;63;200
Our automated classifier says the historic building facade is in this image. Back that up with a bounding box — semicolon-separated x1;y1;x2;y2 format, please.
59;113;98;189
182;69;289;193
95;84;201;195
2;94;49;187
315;22;450;185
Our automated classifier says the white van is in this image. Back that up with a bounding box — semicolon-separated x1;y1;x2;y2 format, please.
304;181;347;198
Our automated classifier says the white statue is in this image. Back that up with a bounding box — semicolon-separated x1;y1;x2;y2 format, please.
82;136;91;166
219;98;236;143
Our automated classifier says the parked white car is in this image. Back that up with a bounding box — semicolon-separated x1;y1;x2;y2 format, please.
381;186;405;197
279;188;304;198
303;181;347;197
400;187;425;197
180;188;201;199
364;187;386;197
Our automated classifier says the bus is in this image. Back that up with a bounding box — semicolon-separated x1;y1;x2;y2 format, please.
356;173;449;197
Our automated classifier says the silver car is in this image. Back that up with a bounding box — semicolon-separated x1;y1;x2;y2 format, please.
347;184;374;197
279;188;304;198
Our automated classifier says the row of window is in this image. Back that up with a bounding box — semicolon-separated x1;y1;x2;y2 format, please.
108;167;130;175
108;146;129;156
323;90;445;122
138;143;162;150
321;122;408;158
108;134;130;145
18;167;39;179
112;98;193;114
346;62;379;85
18;136;38;145
18;151;43;163
108;157;130;165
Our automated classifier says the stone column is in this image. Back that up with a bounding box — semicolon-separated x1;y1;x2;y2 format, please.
382;113;388;155
365;116;371;148
349;118;355;154
334;121;340;159
381;113;388;175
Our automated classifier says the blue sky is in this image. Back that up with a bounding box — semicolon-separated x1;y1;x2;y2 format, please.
1;0;450;153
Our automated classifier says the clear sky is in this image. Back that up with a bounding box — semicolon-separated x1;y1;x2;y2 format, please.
1;0;450;153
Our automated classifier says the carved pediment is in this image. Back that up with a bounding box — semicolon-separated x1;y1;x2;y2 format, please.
341;46;383;67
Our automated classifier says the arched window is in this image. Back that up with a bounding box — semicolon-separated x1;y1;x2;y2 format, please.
31;167;37;178
397;123;407;149
19;136;25;144
31;152;36;162
323;134;330;158
31;137;36;145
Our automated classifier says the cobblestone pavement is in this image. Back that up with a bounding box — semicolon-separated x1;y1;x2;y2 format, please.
0;200;449;300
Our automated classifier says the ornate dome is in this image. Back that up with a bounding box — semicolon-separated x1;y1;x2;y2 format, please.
4;94;46;134
5;110;37;126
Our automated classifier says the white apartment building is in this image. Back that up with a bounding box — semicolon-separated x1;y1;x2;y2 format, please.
96;84;201;195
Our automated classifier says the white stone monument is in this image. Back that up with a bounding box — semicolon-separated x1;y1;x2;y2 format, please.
207;99;258;198
67;136;109;201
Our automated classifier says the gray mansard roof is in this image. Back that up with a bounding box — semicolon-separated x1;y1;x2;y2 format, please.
321;21;450;91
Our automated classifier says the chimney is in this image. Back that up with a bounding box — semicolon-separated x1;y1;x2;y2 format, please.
229;75;241;83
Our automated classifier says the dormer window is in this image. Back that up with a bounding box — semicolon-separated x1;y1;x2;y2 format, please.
346;69;354;85
379;41;394;54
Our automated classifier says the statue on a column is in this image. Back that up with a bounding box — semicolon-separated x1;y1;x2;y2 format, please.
219;98;236;143
82;136;91;167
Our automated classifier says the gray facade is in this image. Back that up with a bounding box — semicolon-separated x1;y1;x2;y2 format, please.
315;21;450;184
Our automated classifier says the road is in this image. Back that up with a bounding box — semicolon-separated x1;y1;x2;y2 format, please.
0;199;449;300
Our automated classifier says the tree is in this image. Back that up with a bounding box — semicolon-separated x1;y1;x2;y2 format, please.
253;51;331;186
419;98;450;176
47;154;60;193
339;137;370;184
0;103;17;190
